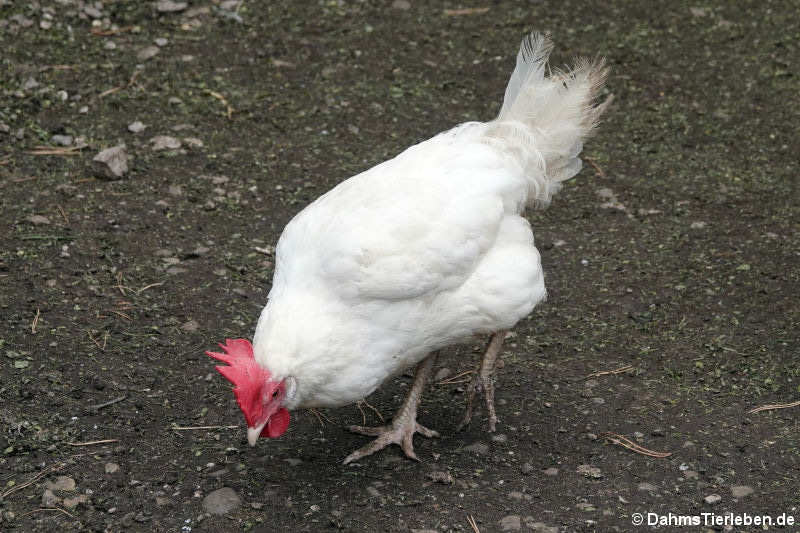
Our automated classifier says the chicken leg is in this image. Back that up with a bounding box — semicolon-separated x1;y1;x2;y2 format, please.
458;330;508;432
343;353;439;464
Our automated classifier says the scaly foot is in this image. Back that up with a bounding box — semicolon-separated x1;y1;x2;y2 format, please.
343;419;439;464
457;330;507;432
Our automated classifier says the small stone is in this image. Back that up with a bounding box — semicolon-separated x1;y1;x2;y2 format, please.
168;185;183;196
121;512;135;527
542;467;559;476
155;496;172;507
498;514;521;531
181;320;199;332
731;485;754;498
84;6;103;18
137;45;160;61
104;40;117;50
45;476;76;491
704;494;721;504
157;0;188;13
42;489;60;506
23;77;40;91
392;0;411;9
426;471;453;484
154;37;168;47
27;215;51;225
524;520;559;533
40;19;52;29
183;137;204;148
576;502;595;512
520;462;534;475
690;221;707;229
491;433;508;444
284;458;302;466
508;491;524;500
0;123;9;134
51;134;73;146
651;428;665;437
105;462;120;474
128;121;146;133
150;135;181;151
684;470;699;479
638;482;657;492
577;464;602;479
168;96;183;105
92;144;128;179
63;494;89;509
463;442;489;455
202;487;241;515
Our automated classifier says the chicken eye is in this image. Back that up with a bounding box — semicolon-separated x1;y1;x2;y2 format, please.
272;390;279;399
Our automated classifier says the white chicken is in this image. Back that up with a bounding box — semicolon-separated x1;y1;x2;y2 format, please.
208;33;610;464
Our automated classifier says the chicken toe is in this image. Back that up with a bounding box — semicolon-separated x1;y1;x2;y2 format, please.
458;330;507;432
343;353;438;464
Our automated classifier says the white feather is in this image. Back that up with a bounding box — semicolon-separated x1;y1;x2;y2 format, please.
252;33;609;409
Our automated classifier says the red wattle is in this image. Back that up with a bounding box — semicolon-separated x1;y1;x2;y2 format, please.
263;408;290;438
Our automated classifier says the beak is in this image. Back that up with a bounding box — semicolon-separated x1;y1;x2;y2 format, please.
247;421;267;446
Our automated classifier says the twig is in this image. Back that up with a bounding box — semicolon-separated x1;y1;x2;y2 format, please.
205;89;234;119
86;395;127;412
444;7;489;16
748;400;800;414
0;462;65;500
87;330;104;350
26;146;83;156
467;514;481;533
39;64;75;72
90;25;134;36
137;282;164;294
20;507;76;520
584;365;633;380
20;234;72;241
172;425;239;431
308;408;329;427
0;155;11;165
361;399;384;423
599;432;672;458
585;157;607;178
67;439;119;446
31;307;40;334
57;204;69;224
12;176;38;183
436;370;474;385
99;70;141;98
109;310;132;321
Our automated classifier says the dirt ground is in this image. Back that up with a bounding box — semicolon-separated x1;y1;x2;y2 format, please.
1;1;799;532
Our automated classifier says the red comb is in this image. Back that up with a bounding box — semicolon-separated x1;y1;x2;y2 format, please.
206;339;271;426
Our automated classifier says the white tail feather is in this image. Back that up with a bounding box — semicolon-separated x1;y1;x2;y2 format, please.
486;33;611;207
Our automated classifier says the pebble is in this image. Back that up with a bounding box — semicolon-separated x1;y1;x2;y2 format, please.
27;215;51;225
704;494;721;504
104;40;117;50
426;471;453;484
154;37;169;47
181;320;199;332
542;467;559;476
105;462;120;474
128;120;146;133
0;123;9;134
46;476;76;491
84;6;103;18
183;137;204;148
93;144;129;179
23;77;40;91
150;135;181;150
51;134;73;146
42;489;60;506
498;514;521;531
525;520;558;533
63;494;89;509
463;442;489;455
690;221;707;229
520;462;534;475
577;464;602;479
202;487;241;515
638;482;657;492
156;0;188;12
392;0;411;9
684;470;699;479
731;485;753;498
137;45;160;61
490;433;507;444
